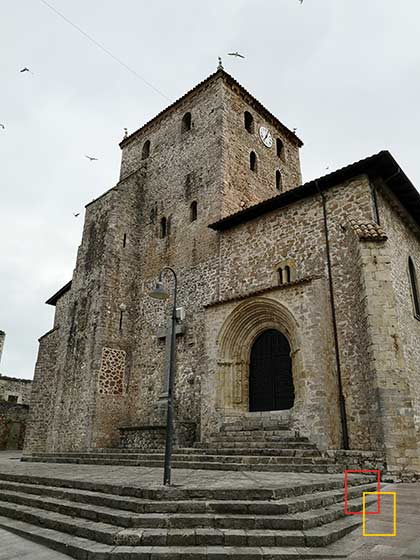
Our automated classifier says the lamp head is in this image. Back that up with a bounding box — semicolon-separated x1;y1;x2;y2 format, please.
149;281;169;300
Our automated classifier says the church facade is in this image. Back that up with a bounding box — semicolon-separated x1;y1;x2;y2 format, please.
24;68;420;473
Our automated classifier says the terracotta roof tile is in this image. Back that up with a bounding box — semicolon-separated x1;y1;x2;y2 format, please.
348;220;388;241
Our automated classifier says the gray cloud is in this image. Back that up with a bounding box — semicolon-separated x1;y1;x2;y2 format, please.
1;0;419;379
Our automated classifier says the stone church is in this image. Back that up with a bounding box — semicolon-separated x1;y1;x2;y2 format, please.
24;67;420;474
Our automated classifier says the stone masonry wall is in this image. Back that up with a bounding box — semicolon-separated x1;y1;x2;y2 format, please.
374;184;420;471
0;376;32;405
0;402;28;450
221;83;302;216
203;176;378;450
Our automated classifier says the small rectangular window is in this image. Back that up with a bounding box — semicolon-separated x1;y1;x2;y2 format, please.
7;395;18;403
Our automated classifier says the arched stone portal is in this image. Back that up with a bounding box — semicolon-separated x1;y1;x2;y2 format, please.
216;297;302;414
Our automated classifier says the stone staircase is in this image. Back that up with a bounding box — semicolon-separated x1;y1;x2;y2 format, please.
0;470;378;559
22;418;340;473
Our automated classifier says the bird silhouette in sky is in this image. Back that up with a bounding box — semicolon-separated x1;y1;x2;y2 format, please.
85;155;98;161
73;212;80;217
299;0;304;4
0;124;5;130
228;52;245;59
20;67;32;73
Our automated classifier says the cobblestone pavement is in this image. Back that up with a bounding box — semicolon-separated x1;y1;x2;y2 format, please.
0;451;419;559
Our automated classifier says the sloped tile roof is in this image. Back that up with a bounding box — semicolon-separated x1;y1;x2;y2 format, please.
348;220;387;241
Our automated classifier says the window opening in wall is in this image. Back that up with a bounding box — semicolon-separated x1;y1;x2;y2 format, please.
190;201;197;222
182;112;192;133
276;138;284;158
160;217;167;238
142;140;151;160
119;311;124;332
250;151;257;172
122;233;127;247
409;256;420;318
7;395;18;403
244;111;254;133
276;170;282;191
278;264;293;285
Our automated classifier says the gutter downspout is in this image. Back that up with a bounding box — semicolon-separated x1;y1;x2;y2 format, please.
316;181;349;450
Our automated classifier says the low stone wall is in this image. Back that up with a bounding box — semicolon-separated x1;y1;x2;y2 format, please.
119;421;196;450
0;402;29;450
324;449;387;472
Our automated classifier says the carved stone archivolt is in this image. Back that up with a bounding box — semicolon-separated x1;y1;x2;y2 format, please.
216;297;302;413
98;347;126;395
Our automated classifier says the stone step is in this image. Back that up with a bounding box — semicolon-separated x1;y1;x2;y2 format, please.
0;479;378;515
53;446;323;457
219;417;291;431
208;433;310;442
0;488;376;533
195;441;318;449
216;430;302;438
29;452;333;465
22;455;338;473
0;497;366;546
0;516;354;558
0;471;374;501
182;447;322;457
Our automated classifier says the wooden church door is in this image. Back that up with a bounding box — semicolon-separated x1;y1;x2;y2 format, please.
249;329;294;412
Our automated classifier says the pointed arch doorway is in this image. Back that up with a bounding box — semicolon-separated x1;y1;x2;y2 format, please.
249;329;294;412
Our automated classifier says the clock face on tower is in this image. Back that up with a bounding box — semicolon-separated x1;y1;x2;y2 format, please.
259;126;273;148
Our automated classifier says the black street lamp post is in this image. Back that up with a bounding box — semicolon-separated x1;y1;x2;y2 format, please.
149;267;178;486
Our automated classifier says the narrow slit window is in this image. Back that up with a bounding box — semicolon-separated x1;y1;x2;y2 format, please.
190;201;197;222
285;265;291;283
160;217;167;238
244;111;254;133
182;112;192;133
278;268;284;285
122;234;127;247
250;151;257;172
409;257;420;318
119;310;124;332
276;138;284;158
142;140;151;160
276;170;282;191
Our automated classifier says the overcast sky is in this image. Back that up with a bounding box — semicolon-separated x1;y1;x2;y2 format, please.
1;0;420;380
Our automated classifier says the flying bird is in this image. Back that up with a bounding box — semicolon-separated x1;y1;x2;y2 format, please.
85;155;98;161
73;212;80;217
0;124;5;130
299;0;304;4
20;67;31;73
228;52;245;59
